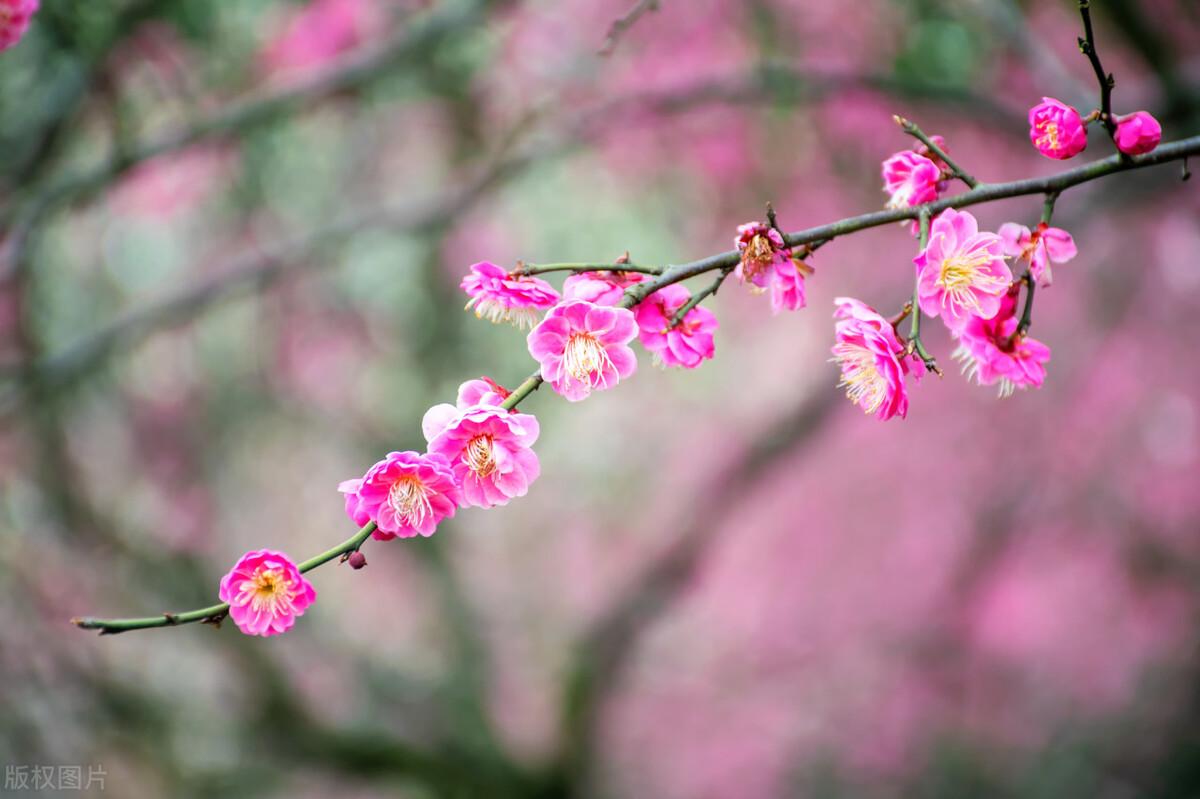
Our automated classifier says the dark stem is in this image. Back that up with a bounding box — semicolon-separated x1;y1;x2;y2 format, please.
1016;273;1035;337
1078;0;1117;135
895;115;980;188
908;211;943;376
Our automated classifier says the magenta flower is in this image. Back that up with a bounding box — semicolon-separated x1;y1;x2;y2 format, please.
881;150;941;210
831;298;915;421
634;284;718;369
338;451;462;540
1029;97;1088;160
953;292;1051;396
914;208;1012;329
423;404;540;508
562;271;645;306
998;222;1078;287
734;221;788;288
461;261;560;329
218;549;316;637
527;299;638;401
1113;111;1162;155
0;0;38;51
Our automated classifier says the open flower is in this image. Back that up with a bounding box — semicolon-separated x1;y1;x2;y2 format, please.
423;404;540;508
219;549;316;637
998;222;1077;287
338;451;462;540
831;297;915;421
562;271;645;306
914;208;1012;329
461;261;560;329
527;299;638;401
953;291;1051;396
0;0;38;51
1029;97;1088;159
1113;110;1162;155
881;150;941;210
634;284;718;369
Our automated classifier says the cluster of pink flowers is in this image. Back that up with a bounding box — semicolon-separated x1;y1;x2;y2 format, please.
1029;97;1161;159
952;290;1052;396
461;261;561;329
0;0;38;51
830;298;918;421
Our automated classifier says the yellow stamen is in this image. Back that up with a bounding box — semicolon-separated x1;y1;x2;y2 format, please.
241;567;298;616
832;342;888;415
465;434;496;477
1035;122;1061;151
563;332;612;383
937;247;1009;315
388;475;433;526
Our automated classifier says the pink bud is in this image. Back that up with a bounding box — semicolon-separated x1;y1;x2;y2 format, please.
1028;97;1088;160
1112;111;1162;156
348;551;367;569
0;0;39;51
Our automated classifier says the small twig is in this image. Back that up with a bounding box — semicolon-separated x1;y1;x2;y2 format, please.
889;302;913;329
894;115;979;188
908;210;943;376
515;262;662;277
1015;273;1035;338
599;0;660;56
1077;0;1116;135
670;267;732;328
1041;191;1060;225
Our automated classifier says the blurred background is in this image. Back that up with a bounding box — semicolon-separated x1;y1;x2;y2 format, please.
2;0;1199;796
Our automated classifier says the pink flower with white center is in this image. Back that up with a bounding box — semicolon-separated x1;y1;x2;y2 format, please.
456;377;511;408
218;549;316;637
734;222;789;288
527;299;638;401
914;208;1013;329
1029;97;1088;160
423;404;540;508
831;297;915;421
953;291;1051;396
881;150;941;210
461;261;560;329
0;0;38;51
998;222;1078;287
338;451;462;540
562;271;645;306
634;284;718;369
1113;111;1162;155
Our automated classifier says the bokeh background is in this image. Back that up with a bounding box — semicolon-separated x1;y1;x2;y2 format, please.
2;0;1200;796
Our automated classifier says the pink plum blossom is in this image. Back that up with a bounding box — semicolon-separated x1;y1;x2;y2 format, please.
0;0;37;51
423;404;540;508
218;549;316;637
562;270;645;306
461;261;561;329
1113;111;1162;155
881;150;941;210
1028;97;1088;160
831;297;915;421
998;221;1078;287
953;290;1051;396
634;284;718;369
733;222;812;313
338;451;462;540
913;208;1012;329
527;299;638;401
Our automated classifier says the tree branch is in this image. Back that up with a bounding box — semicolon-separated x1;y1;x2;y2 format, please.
1078;0;1117;134
69;132;1200;635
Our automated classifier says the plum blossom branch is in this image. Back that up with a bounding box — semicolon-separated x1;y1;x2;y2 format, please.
70;132;1200;636
895;115;980;188
515;262;663;276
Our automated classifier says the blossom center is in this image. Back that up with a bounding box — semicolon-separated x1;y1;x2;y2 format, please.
563;332;612;382
833;342;888;415
937;248;1008;312
465;434;497;477
1036;122;1060;150
242;567;297;615
741;234;775;279
387;475;433;526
